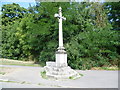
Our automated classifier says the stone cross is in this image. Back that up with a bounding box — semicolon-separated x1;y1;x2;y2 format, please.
54;7;66;49
54;7;67;67
44;7;80;80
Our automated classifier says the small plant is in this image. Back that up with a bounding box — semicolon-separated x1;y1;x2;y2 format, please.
69;76;78;80
0;72;6;75
79;73;84;76
21;81;26;84
69;76;74;80
69;73;83;80
38;83;42;85
41;71;47;79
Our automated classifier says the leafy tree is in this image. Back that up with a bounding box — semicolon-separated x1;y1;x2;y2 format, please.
104;2;120;57
1;2;119;69
1;3;28;60
66;2;120;69
1;3;28;26
104;2;120;31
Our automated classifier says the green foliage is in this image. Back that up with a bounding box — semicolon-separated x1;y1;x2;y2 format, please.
1;2;120;69
66;26;119;69
1;3;29;60
41;71;47;79
65;2;119;69
0;72;6;75
1;3;28;26
104;2;120;30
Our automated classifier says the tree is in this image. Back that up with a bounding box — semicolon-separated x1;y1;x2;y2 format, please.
1;3;28;60
1;2;119;69
104;2;120;30
1;3;28;26
66;2;120;69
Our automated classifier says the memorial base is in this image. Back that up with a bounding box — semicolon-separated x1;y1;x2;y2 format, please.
44;62;81;80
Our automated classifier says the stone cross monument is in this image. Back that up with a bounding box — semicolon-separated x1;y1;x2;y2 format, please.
54;7;67;67
44;7;80;80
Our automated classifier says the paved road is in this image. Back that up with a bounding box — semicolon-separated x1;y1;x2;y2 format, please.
0;65;118;88
0;82;55;89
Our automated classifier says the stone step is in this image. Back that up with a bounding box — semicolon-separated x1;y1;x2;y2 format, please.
46;73;80;80
48;70;76;75
46;71;80;79
44;66;80;80
52;67;71;71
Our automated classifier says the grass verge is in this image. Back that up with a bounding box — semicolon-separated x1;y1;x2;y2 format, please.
91;66;118;70
0;58;40;67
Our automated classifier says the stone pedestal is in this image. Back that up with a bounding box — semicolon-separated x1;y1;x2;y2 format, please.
44;47;80;80
56;47;67;67
44;62;80;80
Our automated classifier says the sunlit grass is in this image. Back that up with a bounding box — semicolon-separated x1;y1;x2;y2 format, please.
0;58;40;67
91;66;118;70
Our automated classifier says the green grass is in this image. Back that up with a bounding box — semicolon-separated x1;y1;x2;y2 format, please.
91;66;118;70
69;73;84;80
0;80;18;83
0;72;6;75
69;76;74;79
69;73;83;80
100;67;118;70
79;73;84;76
40;71;47;79
69;76;79;80
0;58;40;67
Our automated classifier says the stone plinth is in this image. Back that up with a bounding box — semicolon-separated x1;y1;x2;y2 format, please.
56;47;67;67
44;62;80;80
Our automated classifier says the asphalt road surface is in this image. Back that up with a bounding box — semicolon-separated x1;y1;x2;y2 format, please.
0;65;118;88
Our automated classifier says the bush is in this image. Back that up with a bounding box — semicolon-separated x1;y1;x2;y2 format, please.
66;26;120;69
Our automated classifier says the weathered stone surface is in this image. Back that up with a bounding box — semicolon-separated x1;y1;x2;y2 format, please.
56;53;67;67
44;62;81;80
